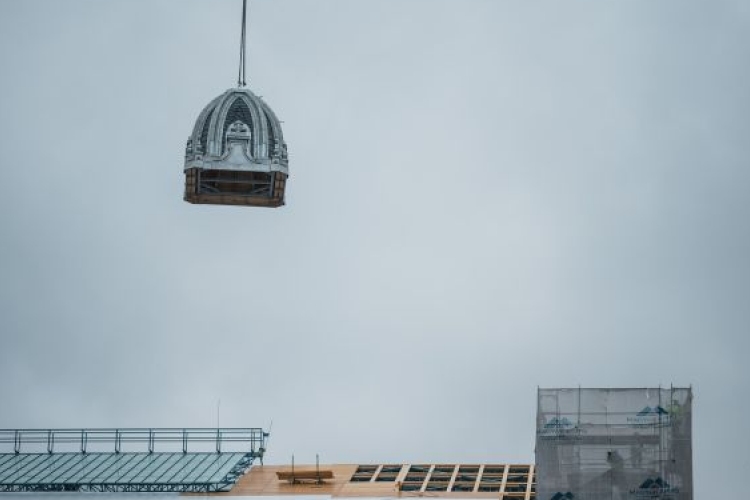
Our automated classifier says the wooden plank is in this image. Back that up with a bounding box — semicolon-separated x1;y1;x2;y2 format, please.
276;470;334;482
525;464;535;500
395;464;409;489
473;464;485;493
419;464;435;493
447;464;459;493
501;464;509;496
370;464;383;483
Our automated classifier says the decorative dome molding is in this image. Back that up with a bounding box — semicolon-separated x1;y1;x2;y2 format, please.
184;88;288;175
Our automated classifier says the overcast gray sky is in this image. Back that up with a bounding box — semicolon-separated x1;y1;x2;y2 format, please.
0;0;748;497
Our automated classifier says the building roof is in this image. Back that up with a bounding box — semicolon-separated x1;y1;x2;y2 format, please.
0;428;266;493
0;452;254;493
225;463;536;499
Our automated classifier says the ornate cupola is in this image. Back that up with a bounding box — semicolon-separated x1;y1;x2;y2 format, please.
183;0;288;207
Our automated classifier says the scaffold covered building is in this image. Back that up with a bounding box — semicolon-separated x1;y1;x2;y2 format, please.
535;387;693;500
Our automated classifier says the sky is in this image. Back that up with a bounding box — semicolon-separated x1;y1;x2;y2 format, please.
0;0;748;497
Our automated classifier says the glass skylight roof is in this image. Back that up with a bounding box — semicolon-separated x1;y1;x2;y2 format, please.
0;452;252;492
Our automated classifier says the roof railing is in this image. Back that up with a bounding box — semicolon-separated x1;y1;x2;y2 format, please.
0;427;268;455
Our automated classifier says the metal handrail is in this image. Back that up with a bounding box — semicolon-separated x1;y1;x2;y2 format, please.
0;428;268;454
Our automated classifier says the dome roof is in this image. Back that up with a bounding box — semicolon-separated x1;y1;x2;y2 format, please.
184;88;288;175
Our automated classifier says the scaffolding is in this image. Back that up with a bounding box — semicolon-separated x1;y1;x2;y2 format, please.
535;388;692;500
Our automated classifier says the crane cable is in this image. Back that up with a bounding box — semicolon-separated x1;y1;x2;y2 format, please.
238;0;248;87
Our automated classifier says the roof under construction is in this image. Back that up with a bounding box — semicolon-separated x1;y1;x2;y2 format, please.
0;387;691;499
224;463;536;499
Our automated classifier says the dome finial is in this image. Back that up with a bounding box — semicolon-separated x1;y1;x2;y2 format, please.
237;0;248;87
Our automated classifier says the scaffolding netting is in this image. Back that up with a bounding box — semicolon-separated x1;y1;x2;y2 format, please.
535;387;692;500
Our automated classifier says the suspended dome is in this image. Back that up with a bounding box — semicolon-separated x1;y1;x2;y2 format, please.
184;87;289;207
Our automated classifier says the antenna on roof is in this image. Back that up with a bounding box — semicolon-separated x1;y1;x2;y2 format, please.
238;0;248;87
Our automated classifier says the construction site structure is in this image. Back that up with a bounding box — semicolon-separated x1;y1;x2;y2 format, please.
227;462;537;499
0;428;267;493
535;387;693;500
0;387;693;498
